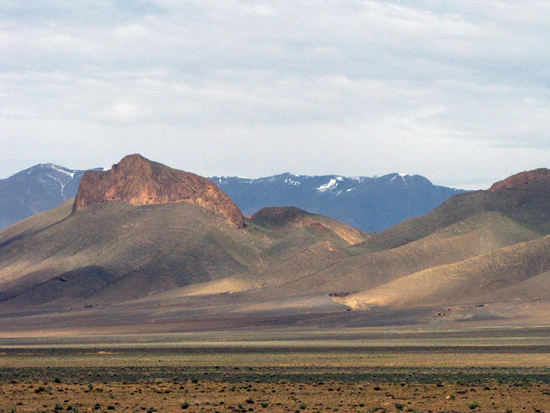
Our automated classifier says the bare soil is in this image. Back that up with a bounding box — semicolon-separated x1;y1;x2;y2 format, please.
2;367;550;413
2;342;550;413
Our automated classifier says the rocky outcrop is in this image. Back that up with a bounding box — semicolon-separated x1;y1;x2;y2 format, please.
489;168;550;192
73;154;244;228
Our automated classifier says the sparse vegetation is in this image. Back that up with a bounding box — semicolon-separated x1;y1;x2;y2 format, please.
0;376;544;412
1;344;549;412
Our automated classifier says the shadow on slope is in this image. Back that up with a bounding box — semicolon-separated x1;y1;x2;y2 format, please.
253;212;541;299
342;234;550;308
0;204;368;311
355;171;550;254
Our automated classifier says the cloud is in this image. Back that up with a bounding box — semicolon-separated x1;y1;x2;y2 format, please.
1;0;550;189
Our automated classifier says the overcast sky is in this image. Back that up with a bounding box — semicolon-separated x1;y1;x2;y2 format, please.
2;1;550;189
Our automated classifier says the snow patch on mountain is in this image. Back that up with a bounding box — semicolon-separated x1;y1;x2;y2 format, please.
390;173;410;184
48;164;76;179
284;178;301;186
317;179;339;193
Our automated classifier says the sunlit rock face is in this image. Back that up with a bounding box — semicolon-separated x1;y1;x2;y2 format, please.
73;154;244;228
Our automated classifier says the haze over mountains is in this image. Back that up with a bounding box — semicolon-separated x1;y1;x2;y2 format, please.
0;163;465;233
1;154;550;336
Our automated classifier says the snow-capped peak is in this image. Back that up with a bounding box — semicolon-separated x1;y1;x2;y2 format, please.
49;164;76;178
390;173;409;182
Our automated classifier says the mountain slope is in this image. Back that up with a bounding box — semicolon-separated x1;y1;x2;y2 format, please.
0;164;87;230
342;234;550;308
252;211;541;298
354;169;550;254
2;161;550;333
0;157;369;311
212;173;466;232
0;201;257;308
328;169;550;308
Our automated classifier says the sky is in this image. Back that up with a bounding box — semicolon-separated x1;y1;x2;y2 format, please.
2;1;550;190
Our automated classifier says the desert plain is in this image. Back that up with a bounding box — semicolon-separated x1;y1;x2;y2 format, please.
2;326;550;413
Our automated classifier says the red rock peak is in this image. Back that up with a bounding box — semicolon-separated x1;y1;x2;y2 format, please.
489;168;550;192
72;154;244;228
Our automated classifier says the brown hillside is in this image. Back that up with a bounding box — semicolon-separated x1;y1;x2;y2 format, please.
250;207;370;245
73;154;244;228
0;201;257;309
3;163;550;332
0;197;367;311
489;168;550;192
355;169;550;254
254;211;540;298
342;233;550;308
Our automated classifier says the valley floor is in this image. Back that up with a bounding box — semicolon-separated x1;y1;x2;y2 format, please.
2;370;550;413
1;327;550;412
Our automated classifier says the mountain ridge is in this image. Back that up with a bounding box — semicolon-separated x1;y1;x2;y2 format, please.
212;172;466;232
0;165;467;233
0;163;87;230
2;157;550;333
0;156;370;311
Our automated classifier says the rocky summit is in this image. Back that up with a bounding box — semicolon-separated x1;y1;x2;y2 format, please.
489;168;550;192
73;154;244;228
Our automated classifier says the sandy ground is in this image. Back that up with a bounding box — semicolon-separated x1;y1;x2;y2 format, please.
2;327;550;412
1;346;550;412
2;369;550;412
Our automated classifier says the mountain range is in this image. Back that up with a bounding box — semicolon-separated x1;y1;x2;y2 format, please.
1;154;550;336
0;164;87;230
0;164;465;233
213;173;465;232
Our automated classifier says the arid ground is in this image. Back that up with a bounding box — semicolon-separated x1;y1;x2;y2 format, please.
1;327;550;412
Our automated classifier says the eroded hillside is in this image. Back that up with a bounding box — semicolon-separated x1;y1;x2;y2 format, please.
1;161;550;334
